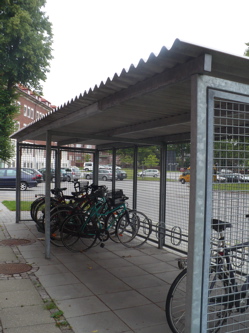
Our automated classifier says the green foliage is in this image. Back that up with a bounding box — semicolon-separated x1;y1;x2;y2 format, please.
0;0;53;91
44;301;57;310
143;154;159;168
117;146;160;167
0;0;53;161
214;138;249;167
84;153;92;162
0;89;20;161
2;200;32;211
245;42;249;57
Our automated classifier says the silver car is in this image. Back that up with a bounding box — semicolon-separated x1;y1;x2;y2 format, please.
138;169;160;177
85;169;117;181
61;167;81;181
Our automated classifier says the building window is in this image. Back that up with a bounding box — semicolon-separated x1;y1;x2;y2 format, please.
24;105;27;116
27;106;30;118
30;108;34;119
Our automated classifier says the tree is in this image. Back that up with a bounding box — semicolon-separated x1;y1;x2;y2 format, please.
245;43;249;57
0;0;53;162
143;154;159;168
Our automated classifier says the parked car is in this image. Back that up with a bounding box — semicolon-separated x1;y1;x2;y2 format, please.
0;168;37;191
85;169;117;181
21;168;43;183
83;162;93;171
105;164;121;170
221;173;242;183
38;168;67;182
138;169;160;178
61;167;81;181
116;169;127;180
216;174;226;182
179;168;190;184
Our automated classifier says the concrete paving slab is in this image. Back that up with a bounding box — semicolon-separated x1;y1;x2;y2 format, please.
57;295;110;318
122;273;166;290
0;279;34;292
37;272;80;288
114;303;166;330
0;246;19;262
35;264;69;276
99;290;150;310
45;283;93;301
0;304;55;328
75;269;131;295
67;311;131;333
0;286;42;308
3;323;62;333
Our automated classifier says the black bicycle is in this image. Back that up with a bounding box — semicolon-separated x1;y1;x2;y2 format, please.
166;218;249;333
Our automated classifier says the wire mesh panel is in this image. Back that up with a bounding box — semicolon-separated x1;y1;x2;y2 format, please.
207;98;249;332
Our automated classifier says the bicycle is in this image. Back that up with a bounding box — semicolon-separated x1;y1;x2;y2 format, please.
47;184;107;247
60;187;152;252
31;179;87;232
166;218;249;333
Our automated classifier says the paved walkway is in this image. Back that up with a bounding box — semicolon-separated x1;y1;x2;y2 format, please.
0;202;179;333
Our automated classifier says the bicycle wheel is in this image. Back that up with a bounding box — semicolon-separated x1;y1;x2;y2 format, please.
60;213;97;252
33;197;58;225
166;268;230;333
49;206;74;247
30;196;44;221
116;210;152;248
106;211;121;243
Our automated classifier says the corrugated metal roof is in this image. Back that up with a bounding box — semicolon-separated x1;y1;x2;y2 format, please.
11;39;249;148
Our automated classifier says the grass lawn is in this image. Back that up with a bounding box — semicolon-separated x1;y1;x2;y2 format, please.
2;201;32;211
213;183;249;191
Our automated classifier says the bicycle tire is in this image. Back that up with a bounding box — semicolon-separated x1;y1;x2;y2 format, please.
33;197;58;225
49;205;74;247
105;211;120;243
166;268;230;333
30;196;44;221
60;213;97;252
116;209;152;248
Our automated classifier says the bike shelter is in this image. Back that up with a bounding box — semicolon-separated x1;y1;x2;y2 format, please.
11;39;249;332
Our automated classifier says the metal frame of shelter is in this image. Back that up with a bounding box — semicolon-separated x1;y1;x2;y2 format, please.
11;39;249;331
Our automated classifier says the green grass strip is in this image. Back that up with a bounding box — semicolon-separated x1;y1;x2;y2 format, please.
2;201;32;211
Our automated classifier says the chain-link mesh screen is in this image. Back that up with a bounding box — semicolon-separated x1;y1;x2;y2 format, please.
207;98;249;332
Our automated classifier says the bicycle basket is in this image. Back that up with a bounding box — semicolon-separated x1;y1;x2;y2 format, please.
107;189;127;206
79;181;89;192
92;186;106;198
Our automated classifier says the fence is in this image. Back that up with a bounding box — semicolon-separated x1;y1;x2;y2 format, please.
16;143;190;254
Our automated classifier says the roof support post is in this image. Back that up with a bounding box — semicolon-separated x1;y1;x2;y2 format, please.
45;131;52;259
158;143;167;249
111;148;116;191
186;74;209;331
93;151;99;185
15;141;21;223
133;146;138;210
55;148;61;186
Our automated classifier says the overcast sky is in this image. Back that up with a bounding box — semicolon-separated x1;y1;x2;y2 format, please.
42;0;249;107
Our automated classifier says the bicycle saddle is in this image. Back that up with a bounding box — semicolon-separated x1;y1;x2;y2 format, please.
212;219;232;232
51;187;67;194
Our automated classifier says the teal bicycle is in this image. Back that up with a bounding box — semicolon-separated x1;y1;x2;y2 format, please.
60;187;152;252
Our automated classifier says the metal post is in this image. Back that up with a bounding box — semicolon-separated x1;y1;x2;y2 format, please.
55;148;60;186
133;146;138;210
158;143;167;248
185;74;209;331
93;150;99;184
112;148;116;191
45;131;52;259
15;141;21;223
